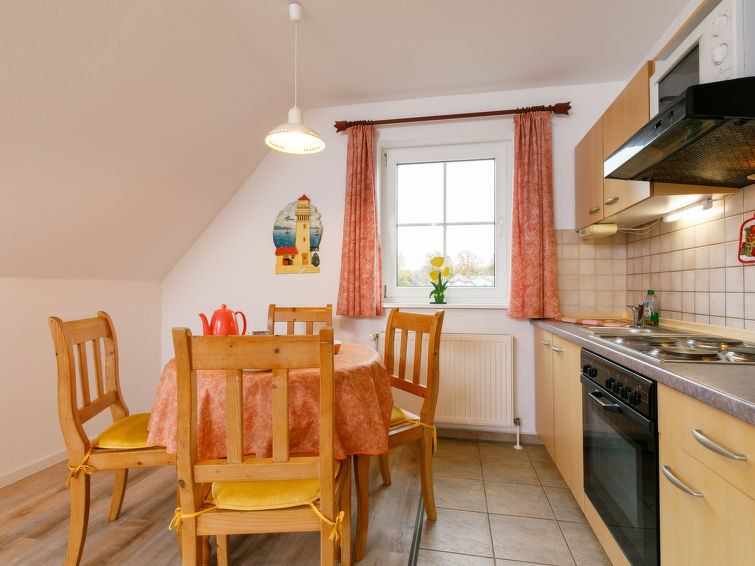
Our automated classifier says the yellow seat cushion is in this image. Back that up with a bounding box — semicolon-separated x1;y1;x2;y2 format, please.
390;405;420;426
211;462;340;511
93;413;151;449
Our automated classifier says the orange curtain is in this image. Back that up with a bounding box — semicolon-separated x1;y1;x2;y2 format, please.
508;111;558;318
337;125;382;316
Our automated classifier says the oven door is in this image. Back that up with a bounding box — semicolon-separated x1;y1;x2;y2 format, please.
582;376;658;566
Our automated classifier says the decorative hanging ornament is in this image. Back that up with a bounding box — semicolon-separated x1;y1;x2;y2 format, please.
738;212;755;264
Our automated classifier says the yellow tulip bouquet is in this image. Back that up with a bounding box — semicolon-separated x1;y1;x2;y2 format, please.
428;256;450;304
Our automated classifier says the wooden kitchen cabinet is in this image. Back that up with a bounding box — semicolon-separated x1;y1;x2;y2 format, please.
659;435;755;566
574;118;604;230
551;335;583;505
534;327;555;459
534;330;583;506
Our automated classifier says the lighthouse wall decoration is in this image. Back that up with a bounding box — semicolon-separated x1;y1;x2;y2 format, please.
273;195;323;274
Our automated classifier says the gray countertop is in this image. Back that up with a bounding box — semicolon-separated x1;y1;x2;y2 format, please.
533;319;755;425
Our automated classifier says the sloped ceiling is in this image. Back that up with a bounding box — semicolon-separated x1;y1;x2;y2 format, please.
0;0;689;280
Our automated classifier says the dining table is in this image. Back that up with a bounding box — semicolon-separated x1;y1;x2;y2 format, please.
147;341;392;561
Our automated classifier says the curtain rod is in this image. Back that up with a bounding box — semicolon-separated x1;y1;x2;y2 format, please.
333;102;571;132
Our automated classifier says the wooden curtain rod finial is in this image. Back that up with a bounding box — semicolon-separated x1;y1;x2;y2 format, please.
333;101;572;132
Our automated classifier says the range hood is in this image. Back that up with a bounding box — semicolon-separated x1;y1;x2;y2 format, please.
604;76;755;188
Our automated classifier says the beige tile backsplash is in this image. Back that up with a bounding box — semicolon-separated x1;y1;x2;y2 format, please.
556;184;755;330
555;230;627;314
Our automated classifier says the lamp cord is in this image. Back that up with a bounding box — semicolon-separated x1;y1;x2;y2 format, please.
293;19;298;108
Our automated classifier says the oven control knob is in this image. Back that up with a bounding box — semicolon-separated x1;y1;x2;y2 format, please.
621;387;630;399
605;377;615;389
630;392;642;405
582;364;591;374
613;382;622;394
588;367;598;378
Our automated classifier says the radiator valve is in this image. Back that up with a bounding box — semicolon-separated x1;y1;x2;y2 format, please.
513;417;523;449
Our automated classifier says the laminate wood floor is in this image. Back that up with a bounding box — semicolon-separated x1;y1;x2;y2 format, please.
0;443;420;566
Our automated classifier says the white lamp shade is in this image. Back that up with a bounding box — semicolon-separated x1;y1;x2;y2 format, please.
265;106;325;154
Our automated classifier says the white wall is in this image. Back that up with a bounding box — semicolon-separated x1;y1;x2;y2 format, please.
0;277;161;486
161;82;622;435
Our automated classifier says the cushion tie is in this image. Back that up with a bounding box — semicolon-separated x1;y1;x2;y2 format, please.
308;502;344;543
404;420;438;453
66;448;94;486
168;506;217;531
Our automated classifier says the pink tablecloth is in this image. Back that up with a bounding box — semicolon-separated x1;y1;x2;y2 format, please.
147;342;392;460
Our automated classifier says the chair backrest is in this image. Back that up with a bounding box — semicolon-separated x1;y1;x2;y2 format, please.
172;326;335;517
48;311;129;459
383;308;444;424
267;304;333;335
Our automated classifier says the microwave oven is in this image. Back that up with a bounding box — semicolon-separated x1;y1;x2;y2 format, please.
650;0;754;116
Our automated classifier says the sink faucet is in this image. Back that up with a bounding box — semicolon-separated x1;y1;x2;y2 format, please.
626;302;645;328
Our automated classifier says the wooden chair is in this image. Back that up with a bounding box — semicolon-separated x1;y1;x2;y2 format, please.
171;326;350;566
379;308;444;520
48;311;175;566
267;304;332;335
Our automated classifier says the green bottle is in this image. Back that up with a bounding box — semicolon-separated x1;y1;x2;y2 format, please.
643;290;659;326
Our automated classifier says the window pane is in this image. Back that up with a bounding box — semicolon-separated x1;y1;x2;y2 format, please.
396;225;443;286
446;159;495;223
446;225;495;287
397;163;444;224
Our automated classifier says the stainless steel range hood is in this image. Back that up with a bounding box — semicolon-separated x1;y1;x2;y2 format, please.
604;76;755;188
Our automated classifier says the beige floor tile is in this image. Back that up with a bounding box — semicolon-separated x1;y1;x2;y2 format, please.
524;444;552;465
489;515;575;566
545;486;586;523
418;549;495;565
437;438;481;458
485;481;554;519
478;441;530;462
559;521;611;566
434;476;487;512
420;508;493;557
497;561;552;566
482;457;539;485
434;449;483;480
533;459;568;488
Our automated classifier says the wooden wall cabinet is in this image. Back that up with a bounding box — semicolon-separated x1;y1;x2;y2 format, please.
574;62;653;230
533;332;583;507
658;384;755;566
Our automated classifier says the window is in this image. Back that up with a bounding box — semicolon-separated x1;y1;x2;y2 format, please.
381;140;513;305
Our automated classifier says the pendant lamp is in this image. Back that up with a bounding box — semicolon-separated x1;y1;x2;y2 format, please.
265;2;325;155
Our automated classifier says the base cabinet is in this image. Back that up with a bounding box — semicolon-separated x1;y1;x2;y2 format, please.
533;331;583;507
659;435;755;566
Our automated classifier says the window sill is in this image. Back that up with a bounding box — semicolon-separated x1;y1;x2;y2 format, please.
382;302;509;310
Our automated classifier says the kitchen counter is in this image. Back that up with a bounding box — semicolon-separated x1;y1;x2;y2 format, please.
533;319;755;425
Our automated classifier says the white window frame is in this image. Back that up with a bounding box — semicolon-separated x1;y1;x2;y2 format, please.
380;139;513;306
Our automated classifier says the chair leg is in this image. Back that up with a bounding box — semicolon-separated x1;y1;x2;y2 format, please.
108;468;128;521
352;454;370;562
419;429;436;521
66;473;90;566
340;460;351;566
201;536;211;566
180;519;203;566
216;535;229;566
320;514;337;566
378;452;391;486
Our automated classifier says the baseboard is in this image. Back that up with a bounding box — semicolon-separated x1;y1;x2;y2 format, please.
437;425;542;445
0;450;67;489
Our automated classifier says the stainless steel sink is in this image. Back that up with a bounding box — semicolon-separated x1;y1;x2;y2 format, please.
587;327;683;335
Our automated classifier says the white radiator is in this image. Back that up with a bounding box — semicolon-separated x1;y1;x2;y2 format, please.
376;332;514;428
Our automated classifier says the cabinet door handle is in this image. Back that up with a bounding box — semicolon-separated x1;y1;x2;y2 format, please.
691;429;747;461
588;207;601;214
604;196;619;205
540;340;550;346
551;346;563;352
661;465;703;497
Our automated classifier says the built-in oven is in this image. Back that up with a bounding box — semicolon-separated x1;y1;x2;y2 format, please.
581;349;658;566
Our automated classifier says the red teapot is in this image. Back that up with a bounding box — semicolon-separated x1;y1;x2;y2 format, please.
199;304;247;336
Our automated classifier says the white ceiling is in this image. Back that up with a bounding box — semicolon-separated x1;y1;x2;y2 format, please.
0;0;691;280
